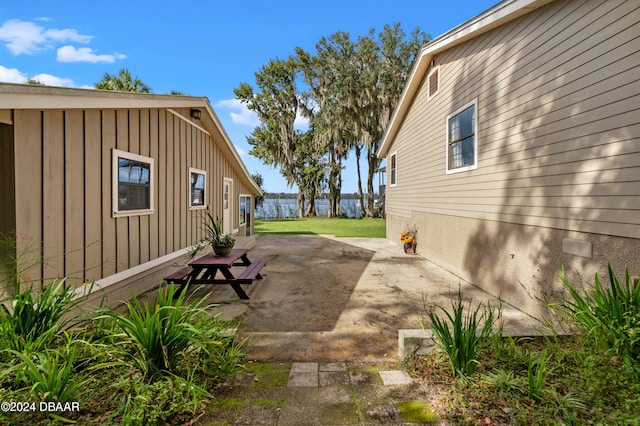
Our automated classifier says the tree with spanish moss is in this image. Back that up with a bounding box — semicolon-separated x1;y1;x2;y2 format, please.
347;24;429;217
296;31;357;218
235;57;324;217
298;24;429;217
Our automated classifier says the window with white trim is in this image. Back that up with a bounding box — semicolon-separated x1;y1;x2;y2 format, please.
189;167;207;209
390;152;397;186
446;99;477;173
113;149;154;216
428;65;439;100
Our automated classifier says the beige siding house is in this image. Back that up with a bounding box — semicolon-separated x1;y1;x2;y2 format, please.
377;0;640;316
0;83;261;304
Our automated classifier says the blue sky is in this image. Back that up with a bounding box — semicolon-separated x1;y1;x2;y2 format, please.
0;0;498;193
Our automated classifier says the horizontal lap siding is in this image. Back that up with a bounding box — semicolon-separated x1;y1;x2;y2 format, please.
387;0;640;238
13;106;247;287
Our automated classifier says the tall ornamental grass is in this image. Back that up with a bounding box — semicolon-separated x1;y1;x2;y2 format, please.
558;264;640;364
98;282;244;378
0;278;81;353
423;291;500;377
6;341;85;403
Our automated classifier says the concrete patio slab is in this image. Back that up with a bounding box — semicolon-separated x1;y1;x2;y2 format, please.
189;234;539;364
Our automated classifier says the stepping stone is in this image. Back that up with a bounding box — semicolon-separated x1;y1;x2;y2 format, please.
320;362;347;372
288;362;318;387
287;372;318;387
290;362;318;373
378;370;413;386
319;371;350;386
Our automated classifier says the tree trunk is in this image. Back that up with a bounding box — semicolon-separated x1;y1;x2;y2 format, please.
327;146;336;218
335;157;342;217
366;144;380;218
297;190;305;218
355;144;366;218
305;197;316;217
366;146;374;217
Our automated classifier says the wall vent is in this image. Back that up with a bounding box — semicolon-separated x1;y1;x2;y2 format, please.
428;66;439;100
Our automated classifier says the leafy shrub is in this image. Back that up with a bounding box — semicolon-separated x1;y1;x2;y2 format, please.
97;282;244;378
114;373;211;425
0;234;248;423
558;264;640;364
0;279;81;353
7;342;85;403
423;291;500;377
482;368;525;396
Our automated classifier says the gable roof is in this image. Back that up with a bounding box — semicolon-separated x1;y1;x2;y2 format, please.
0;82;261;195
376;0;556;158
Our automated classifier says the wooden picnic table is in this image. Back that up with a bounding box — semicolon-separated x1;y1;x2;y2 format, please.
164;248;266;299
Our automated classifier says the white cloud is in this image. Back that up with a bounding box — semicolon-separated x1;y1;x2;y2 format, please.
0;65;27;82
31;73;75;87
0;19;92;55
57;45;126;63
0;65;76;87
45;28;92;44
216;98;260;127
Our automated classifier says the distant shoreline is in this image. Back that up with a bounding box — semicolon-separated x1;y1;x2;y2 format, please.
261;193;376;200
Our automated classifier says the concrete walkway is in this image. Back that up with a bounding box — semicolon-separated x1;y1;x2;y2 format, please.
199;234;537;364
197;361;438;425
185;234;540;425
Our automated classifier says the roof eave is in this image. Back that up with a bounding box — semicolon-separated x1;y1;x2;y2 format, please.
376;0;556;158
0;83;262;195
0;82;207;110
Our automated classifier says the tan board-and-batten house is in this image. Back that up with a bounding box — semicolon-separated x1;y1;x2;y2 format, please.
377;0;640;317
0;83;261;304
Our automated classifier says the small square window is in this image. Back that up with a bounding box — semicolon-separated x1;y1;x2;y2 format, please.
112;149;154;216
189;168;207;209
446;99;478;174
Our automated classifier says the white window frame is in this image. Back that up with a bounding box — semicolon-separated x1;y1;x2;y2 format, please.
446;99;478;175
428;65;440;100
189;167;207;210
112;149;154;217
239;194;252;236
389;152;397;186
239;194;251;225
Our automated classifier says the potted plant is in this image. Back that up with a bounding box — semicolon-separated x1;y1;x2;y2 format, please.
400;227;416;254
188;212;236;259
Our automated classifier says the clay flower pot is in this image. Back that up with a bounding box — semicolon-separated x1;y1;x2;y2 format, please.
403;243;415;254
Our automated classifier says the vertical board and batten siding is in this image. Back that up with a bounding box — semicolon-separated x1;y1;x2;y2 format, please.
387;0;640;239
12;106;251;289
0;122;16;286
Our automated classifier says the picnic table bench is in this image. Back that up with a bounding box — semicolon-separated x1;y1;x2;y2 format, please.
164;249;266;299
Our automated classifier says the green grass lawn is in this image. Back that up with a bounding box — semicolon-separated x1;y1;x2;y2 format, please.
254;217;386;238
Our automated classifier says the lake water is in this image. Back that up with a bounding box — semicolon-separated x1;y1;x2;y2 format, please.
256;197;363;219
